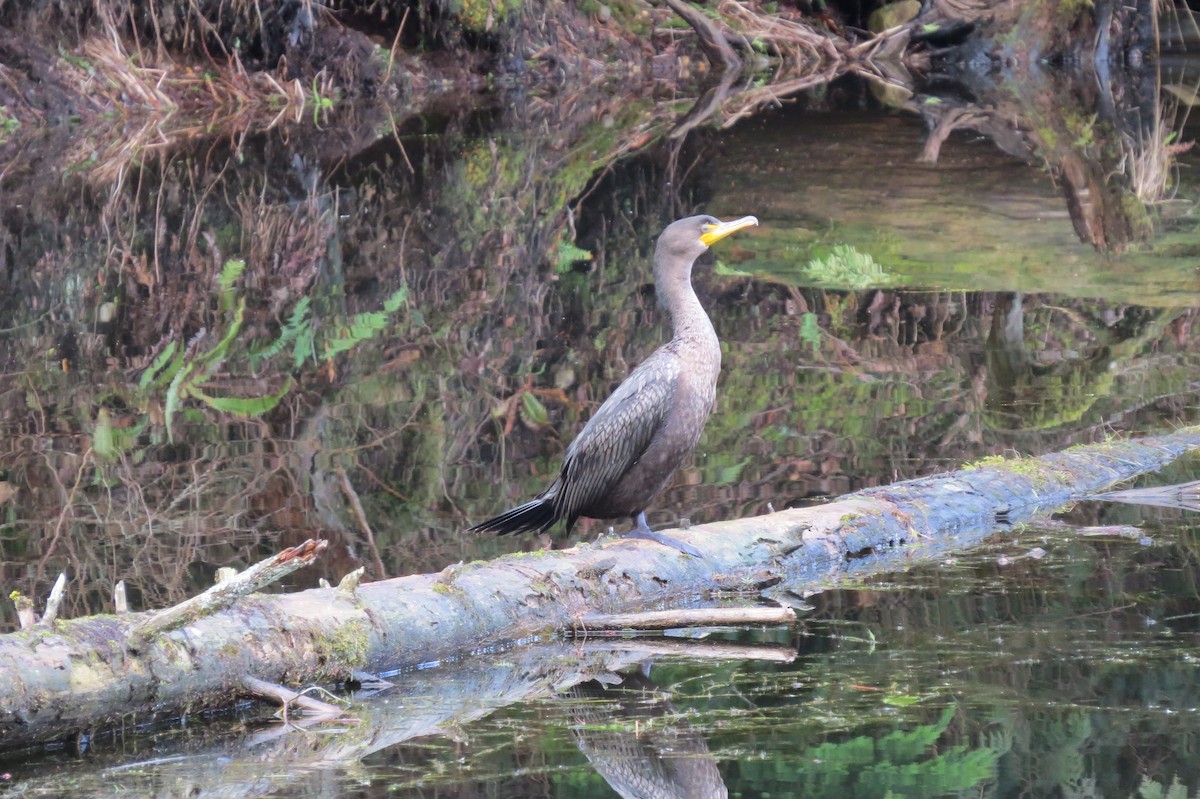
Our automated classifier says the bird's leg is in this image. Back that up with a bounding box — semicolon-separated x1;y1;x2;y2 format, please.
624;512;704;558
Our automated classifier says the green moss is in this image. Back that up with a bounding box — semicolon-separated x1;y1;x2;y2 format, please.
321;617;370;669
1055;0;1094;22
457;0;523;31
962;453;1075;488
505;548;553;559
963;454;1012;470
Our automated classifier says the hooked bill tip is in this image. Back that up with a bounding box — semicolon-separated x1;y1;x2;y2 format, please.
699;215;759;247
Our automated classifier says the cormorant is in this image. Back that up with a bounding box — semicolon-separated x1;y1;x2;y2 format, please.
470;214;759;556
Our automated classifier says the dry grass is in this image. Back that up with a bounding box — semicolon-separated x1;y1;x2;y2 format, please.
716;0;838;68
54;20;335;191
1123;97;1195;207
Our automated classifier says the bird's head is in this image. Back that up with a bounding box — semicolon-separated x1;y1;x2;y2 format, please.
654;214;758;287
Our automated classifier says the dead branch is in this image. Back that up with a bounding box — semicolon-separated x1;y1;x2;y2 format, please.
576;606;797;632
129;538;327;647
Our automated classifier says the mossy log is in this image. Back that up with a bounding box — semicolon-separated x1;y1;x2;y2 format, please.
2;429;1199;751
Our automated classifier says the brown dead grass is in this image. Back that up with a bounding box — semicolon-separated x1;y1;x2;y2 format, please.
55;32;332;188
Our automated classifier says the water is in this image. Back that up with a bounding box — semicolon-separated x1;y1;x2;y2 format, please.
2;65;1200;795
4;505;1198;797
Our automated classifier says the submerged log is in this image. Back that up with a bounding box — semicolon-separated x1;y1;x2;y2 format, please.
1;429;1198;751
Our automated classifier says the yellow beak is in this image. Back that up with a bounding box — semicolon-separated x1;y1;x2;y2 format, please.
700;215;759;247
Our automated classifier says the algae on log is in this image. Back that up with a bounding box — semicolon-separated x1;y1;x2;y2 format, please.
2;429;1199;750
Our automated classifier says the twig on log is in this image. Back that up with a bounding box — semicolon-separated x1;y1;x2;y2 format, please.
575;606;796;632
129;538;328;648
583;638;797;662
242;675;346;718
338;566;365;595
39;573;67;626
113;580;127;614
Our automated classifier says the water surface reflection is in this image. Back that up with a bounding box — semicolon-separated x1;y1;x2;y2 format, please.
1;52;1200;795
2;503;1197;798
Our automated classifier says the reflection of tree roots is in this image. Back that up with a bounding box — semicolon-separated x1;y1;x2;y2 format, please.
3;425;301;617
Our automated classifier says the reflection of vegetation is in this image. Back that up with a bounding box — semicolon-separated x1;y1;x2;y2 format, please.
778;706;1000;796
803;243;895;289
984;300;1181;432
132;258;410;442
140;260;256;440
0;107;19;141
253;285;409;367
554;240;593;274
1140;775;1200;799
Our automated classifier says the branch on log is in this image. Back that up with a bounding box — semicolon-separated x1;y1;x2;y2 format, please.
39;573;67;626
575;606;796;632
1;429;1199;751
128;538;328;648
242;675;345;718
594;638;798;662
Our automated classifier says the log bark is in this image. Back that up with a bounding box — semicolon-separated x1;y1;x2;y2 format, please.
1;429;1198;751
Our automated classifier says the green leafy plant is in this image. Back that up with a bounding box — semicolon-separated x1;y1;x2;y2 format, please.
137;260;409;442
554;240;593;274
0;108;19;142
310;77;336;125
253;285;409;369
1139;775;1200;799
803;244;895;289
92;408;148;460
800;312;822;354
139;260;294;441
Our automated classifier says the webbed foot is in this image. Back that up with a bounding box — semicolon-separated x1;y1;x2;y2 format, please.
623;512;704;558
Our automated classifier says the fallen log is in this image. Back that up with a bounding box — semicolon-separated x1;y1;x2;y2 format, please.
0;637;790;794
1;428;1198;751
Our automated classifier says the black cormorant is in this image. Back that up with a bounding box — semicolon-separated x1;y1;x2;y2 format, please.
470;214;759;556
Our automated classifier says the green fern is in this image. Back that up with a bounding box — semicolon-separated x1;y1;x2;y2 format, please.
139;341;181;390
190;378;294;416
321;286;408;359
251;296;311;367
804;244;894;289
217;259;245;314
555;240;593;274
800;312;822;354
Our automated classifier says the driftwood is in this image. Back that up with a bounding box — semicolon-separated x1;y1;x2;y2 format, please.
1;429;1198;751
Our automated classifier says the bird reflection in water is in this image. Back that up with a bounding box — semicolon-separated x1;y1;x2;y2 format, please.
567;670;728;799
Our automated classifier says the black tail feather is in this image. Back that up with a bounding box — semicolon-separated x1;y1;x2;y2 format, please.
469;496;558;536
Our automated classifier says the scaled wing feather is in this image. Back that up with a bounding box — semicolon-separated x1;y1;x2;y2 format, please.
555;351;679;521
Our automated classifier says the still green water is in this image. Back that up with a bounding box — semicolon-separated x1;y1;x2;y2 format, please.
1;65;1200;796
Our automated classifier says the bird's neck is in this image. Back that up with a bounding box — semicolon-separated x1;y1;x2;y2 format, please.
663;279;720;360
